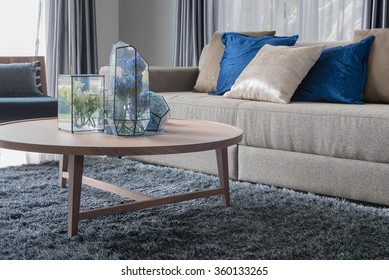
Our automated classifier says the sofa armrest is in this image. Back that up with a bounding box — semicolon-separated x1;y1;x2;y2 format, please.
149;66;199;92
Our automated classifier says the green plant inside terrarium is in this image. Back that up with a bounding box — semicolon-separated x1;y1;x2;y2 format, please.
58;80;104;129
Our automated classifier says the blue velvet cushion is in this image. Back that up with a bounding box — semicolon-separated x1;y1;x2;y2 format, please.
215;33;299;95
292;36;375;104
0;61;43;97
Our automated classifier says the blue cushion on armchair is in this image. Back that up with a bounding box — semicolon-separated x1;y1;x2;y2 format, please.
215;33;298;95
0;61;44;97
292;35;375;104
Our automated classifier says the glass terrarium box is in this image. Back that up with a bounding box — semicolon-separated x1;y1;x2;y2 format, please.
57;74;105;133
146;92;171;131
107;41;150;136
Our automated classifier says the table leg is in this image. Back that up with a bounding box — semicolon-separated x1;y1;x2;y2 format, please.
58;154;69;188
216;147;230;206
68;154;84;237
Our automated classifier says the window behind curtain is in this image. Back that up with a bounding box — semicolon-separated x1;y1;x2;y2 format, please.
218;0;363;41
0;0;45;56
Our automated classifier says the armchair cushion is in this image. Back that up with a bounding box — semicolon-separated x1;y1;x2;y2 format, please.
0;61;44;97
0;96;58;123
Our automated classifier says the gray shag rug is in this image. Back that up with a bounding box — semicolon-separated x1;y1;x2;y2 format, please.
0;156;389;260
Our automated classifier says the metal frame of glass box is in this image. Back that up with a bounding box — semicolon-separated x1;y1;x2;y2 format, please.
146;92;171;131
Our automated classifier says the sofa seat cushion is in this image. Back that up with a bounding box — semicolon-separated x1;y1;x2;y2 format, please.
0;96;58;123
159;91;389;163
236;101;389;163
159;91;250;126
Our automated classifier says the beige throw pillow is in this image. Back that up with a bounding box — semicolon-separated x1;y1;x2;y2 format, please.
193;31;276;93
224;44;325;104
353;29;389;103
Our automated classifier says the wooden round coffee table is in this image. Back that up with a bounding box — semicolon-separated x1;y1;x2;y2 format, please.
0;118;242;237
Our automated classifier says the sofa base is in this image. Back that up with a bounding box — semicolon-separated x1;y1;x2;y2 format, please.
238;145;389;206
127;143;389;206
126;145;238;180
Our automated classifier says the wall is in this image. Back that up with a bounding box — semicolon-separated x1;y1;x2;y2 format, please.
118;0;176;66
95;0;119;69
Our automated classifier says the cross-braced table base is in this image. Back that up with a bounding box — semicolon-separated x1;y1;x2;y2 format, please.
59;148;230;237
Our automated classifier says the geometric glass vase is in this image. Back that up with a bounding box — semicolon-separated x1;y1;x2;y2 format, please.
106;41;150;136
57;74;105;133
146;91;171;131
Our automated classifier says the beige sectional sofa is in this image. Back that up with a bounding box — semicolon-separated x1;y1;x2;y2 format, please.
121;30;389;206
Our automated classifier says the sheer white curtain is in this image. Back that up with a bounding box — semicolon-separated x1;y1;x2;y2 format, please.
0;0;45;55
217;0;363;41
0;0;58;167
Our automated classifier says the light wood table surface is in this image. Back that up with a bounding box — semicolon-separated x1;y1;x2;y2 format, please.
0;118;243;237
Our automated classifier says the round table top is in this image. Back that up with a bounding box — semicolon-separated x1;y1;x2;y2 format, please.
0;118;243;156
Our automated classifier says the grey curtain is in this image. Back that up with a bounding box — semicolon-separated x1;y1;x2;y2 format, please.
174;0;220;67
362;0;389;28
46;0;69;97
70;0;98;74
46;0;98;96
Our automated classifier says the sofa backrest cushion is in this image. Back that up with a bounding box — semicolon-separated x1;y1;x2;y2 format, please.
193;31;275;93
353;29;389;103
292;35;375;104
198;44;209;71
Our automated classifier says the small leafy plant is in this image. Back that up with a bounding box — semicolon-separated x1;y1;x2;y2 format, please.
58;79;104;129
